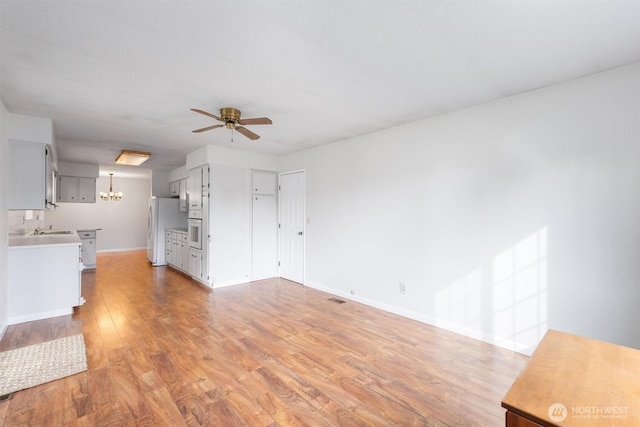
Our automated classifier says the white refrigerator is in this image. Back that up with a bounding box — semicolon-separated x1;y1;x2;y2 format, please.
147;197;187;266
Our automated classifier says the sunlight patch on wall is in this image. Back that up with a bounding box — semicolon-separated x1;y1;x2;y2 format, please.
492;227;548;352
436;268;483;333
434;227;548;354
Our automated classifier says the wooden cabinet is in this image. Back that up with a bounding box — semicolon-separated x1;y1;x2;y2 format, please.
252;170;277;195
57;176;96;203
503;330;640;426
78;230;97;269
8;140;57;210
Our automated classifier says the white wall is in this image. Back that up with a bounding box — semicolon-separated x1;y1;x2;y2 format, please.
187;144;281;171
7;113;53;145
46;176;151;251
282;63;640;354
0;100;9;337
209;164;250;287
151;170;171;197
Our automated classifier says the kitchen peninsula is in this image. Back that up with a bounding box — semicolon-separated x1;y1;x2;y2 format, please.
8;232;84;324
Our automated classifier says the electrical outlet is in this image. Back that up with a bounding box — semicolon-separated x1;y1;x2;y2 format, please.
399;282;406;294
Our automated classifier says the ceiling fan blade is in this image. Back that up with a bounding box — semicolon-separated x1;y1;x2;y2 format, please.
192;124;224;133
237;117;272;126
236;126;260;140
191;108;223;122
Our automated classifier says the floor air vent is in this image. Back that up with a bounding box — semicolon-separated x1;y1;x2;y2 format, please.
328;297;346;304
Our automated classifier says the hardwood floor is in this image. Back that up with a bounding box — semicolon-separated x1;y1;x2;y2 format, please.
0;251;528;426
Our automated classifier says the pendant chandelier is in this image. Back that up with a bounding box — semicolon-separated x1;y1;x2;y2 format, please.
100;173;123;201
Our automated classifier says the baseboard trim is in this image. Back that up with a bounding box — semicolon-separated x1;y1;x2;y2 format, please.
0;322;7;342
212;278;248;289
97;247;147;253
8;308;73;325
304;281;535;356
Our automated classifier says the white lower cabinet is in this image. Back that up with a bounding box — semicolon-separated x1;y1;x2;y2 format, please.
8;242;84;324
166;230;189;274
78;230;97;269
189;248;203;280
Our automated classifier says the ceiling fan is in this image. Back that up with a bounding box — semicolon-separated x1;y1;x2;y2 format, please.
191;107;272;140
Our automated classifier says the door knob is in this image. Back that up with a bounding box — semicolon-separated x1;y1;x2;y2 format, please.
298;231;303;235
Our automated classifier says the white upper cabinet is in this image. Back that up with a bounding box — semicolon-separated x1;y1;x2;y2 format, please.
169;180;180;197
188;166;208;210
179;178;187;212
169;178;188;211
7;113;57;210
57;176;96;203
8;140;56;210
56;162;99;203
252;171;277;195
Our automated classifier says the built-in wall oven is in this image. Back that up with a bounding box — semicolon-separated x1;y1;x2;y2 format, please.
187;218;202;250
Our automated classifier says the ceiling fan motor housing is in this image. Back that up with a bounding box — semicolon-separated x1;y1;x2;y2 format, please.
221;107;241;129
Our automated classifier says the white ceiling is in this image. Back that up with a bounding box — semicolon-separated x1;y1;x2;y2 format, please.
1;1;638;176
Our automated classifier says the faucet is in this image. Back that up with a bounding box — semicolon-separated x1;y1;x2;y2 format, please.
34;225;52;235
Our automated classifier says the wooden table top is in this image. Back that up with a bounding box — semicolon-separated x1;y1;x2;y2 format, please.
502;329;640;426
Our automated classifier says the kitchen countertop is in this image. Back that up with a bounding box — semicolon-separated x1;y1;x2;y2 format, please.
9;232;82;249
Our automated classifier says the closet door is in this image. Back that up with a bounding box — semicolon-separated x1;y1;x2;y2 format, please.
252;194;278;280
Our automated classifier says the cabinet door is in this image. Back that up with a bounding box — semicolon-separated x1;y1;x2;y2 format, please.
81;239;97;268
8;140;48;210
174;240;181;268
58;176;96;203
45;149;56;208
165;237;173;265
189;248;203;279
170;181;180;197
181;241;189;271
58;175;78;202
77;177;96;202
179;179;188;212
188;167;203;210
252;171;277;195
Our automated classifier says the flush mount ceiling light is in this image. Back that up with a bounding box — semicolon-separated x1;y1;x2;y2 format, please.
100;173;123;201
115;149;150;166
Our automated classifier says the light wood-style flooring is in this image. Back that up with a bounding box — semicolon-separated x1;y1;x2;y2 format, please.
0;251;528;426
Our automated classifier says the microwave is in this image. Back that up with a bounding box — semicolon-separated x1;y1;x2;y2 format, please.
187;218;203;250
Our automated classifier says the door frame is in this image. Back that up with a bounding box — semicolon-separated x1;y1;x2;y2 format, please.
278;170;306;285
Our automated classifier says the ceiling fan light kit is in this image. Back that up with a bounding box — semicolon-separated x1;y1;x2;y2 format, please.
115;149;151;166
191;107;272;141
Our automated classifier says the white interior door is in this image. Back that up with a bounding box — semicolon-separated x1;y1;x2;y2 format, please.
278;171;305;284
252;194;278;280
